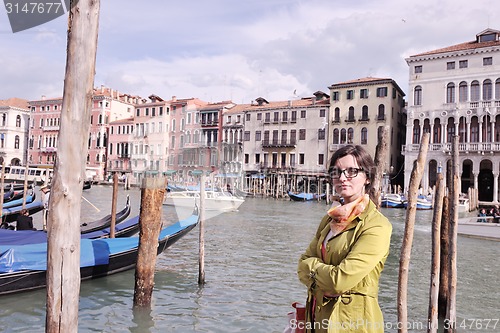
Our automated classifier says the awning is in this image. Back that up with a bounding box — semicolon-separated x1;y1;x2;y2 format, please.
163;170;177;175
190;170;203;175
215;173;241;178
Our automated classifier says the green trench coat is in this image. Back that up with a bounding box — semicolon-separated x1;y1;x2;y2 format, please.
297;200;392;333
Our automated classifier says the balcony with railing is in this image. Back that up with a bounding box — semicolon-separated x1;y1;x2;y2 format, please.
200;120;219;127
402;142;500;154
262;139;296;148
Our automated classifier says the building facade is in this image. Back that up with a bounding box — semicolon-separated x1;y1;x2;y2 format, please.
0;98;30;166
328;77;406;191
404;28;500;202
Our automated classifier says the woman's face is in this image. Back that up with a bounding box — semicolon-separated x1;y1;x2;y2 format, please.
332;154;368;203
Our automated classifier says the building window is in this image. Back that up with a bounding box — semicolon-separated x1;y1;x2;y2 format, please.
413;86;422;105
361;127;368;144
334;108;340;122
136;109;140;117
299;129;306;140
255;131;261;141
413;120;421;144
483;57;493;66
361;105;369;120
376;87;388;97
471;81;480;101
255;153;260;164
227;115;231;123
347;128;354;144
290;129;296;144
244;154;249;164
378;104;385;120
244;131;250;141
257;113;262;120
360;89;368;99
300;110;306;118
459;81;468;102
16;115;21;127
246;113;250;121
264;112;270;123
414;65;422;73
346;90;355;100
14;135;20;149
446;83;455;103
319;109;326;117
332;91;340;101
459;60;468;68
291;111;297;121
318;154;324;165
348;107;355;121
496;78;500;100
340;129;347;144
333;129;339;144
318;129;325;140
447;61;455;70
299;153;305;165
273;112;279;122
483;79;492;100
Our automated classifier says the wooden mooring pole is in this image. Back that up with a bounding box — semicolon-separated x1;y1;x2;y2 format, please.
428;172;445;332
397;132;429;333
198;173;206;285
133;176;167;307
370;125;389;209
110;173;119;238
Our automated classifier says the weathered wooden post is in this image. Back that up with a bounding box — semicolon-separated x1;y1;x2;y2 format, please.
428;173;445;332
0;162;4;222
133;176;167;307
45;1;100;331
198;172;206;285
110;173;119;238
22;163;29;209
439;193;450;320
445;136;460;332
370;125;389;209
397;132;429;333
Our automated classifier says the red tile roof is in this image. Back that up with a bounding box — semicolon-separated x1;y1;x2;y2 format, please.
412;39;500;57
0;97;29;109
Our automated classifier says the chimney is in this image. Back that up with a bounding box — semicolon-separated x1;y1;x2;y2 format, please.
41;95;46;100
172;96;177;102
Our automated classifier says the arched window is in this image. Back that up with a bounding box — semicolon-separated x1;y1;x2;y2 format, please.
361;105;368;120
470;116;479;142
16;115;21;127
378;104;385;120
459;117;467;143
347;128;354;144
446;118;455;143
348;107;354;121
483;79;492;100
361;127;368;144
333;129;339;144
1;114;5;126
471;80;480;101
413;120;421;144
109;143;113;155
446;82;455;103
414;85;422;105
459;81;468;102
334;107;340;122
495;78;500;100
340;129;347;144
433;118;441;144
14;135;20;149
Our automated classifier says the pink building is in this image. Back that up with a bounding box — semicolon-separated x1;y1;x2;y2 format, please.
29;87;136;181
107;117;134;179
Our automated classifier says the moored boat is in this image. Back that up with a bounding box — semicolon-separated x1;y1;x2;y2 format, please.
288;192;325;201
0;213;199;295
163;190;244;212
380;193;406;208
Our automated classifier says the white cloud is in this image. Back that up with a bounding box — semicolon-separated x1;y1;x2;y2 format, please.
1;0;499;103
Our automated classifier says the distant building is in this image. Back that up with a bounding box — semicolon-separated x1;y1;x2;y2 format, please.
404;28;500;202
107;117;134;180
0;97;30;166
328;77;406;191
29;87;136;181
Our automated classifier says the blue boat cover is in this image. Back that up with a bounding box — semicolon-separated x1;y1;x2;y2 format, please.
0;214;198;273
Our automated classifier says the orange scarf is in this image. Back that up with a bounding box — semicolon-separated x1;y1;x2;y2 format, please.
327;194;369;236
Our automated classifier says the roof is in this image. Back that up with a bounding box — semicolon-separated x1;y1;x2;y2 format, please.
409;28;500;58
0;97;29;109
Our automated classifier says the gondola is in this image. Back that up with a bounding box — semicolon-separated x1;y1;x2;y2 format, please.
0;213;199;295
80;195;131;233
0;196;133;241
1;201;44;223
2;192;35;209
288;191;326;201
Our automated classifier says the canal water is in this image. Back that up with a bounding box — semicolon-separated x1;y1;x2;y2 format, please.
0;185;498;332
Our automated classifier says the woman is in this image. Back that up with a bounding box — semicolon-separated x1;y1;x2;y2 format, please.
297;145;392;332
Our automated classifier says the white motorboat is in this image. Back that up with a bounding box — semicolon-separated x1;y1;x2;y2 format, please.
163;190;244;213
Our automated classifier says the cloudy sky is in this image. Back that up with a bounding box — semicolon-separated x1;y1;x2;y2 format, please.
1;0;499;104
